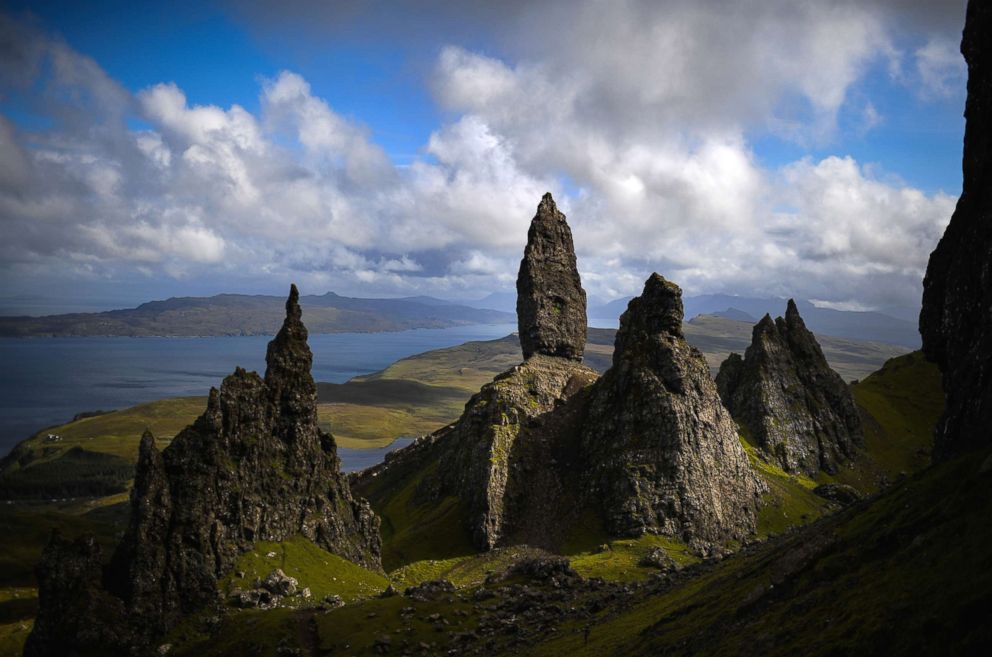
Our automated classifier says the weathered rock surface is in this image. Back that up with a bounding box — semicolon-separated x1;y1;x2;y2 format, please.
25;285;381;657
23;535;130;657
517;193;587;361
716;300;863;475
435;354;598;550
581;274;763;546
358;201;764;555
920;0;992;461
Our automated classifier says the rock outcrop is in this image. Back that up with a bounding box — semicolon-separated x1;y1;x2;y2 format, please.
516;193;587;361
715;300;862;475
581;274;762;546
920;0;992;461
25;285;381;657
437;355;598;549
357;200;765;556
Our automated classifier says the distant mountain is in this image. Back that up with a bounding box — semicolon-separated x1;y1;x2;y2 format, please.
711;307;757;322
462;291;517;313
0;291;514;337
591;294;921;348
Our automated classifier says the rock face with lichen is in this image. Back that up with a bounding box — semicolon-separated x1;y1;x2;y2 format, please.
25;285;381;657
517;193;587;361
581;274;763;547
920;0;992;461
715;300;863;475
435;355;598;549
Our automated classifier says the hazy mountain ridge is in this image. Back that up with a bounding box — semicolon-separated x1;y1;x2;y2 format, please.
0;292;513;338
586;294;921;347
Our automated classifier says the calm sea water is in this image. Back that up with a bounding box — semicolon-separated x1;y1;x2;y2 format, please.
0;324;516;462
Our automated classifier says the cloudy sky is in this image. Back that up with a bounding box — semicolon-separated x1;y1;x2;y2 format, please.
0;0;969;317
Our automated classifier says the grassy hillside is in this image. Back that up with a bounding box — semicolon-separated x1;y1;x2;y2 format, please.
158;446;989;657
530;446;992;657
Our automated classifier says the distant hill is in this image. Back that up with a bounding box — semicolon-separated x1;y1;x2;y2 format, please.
0;292;514;338
711;307;757;322
591;294;920;348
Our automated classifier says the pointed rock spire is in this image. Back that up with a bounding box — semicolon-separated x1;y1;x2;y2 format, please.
716;300;863;475
516;193;587;361
265;284;313;390
613;273;684;363
26;285;382;656
581;273;762;547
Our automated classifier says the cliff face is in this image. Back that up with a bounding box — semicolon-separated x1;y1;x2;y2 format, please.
517;193;587;361
715;300;863;476
25;286;381;657
437;355;598;549
581;274;763;547
920;0;992;461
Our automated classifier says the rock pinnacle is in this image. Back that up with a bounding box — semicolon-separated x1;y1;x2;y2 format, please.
516;193;587;361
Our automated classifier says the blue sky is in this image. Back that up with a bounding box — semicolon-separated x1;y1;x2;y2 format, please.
0;0;970;315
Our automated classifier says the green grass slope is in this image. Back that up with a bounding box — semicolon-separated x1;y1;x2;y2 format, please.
528;446;992;657
851;351;943;481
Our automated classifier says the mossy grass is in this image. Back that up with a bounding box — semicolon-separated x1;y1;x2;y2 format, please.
530;446;992;657
367;463;476;571
218;535;390;604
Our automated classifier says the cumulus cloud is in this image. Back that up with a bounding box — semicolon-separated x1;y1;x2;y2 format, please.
0;2;966;315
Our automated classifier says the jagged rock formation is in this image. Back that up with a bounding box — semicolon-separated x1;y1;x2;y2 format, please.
920;0;992;461
25;285;381;657
581;274;762;546
516;193;587;361
357;201;764;556
715;300;863;475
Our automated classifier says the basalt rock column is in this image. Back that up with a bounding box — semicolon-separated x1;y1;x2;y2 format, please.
516;193;587;361
716;300;863;476
920;0;992;460
581;274;762;548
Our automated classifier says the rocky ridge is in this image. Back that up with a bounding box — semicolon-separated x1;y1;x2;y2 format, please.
920;0;992;461
25;286;381;657
715;300;863;475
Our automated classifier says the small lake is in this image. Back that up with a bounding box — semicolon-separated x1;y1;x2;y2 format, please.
339;437;416;473
0;324;517;460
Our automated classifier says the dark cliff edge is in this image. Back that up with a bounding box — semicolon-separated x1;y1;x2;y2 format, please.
23;286;382;657
920;0;992;461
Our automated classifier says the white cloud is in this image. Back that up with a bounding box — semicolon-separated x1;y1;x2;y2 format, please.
0;3;963;315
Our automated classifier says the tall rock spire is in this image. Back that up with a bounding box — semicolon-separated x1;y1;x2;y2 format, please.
516;193;587;361
716;300;863;475
920;0;992;460
581;273;762;547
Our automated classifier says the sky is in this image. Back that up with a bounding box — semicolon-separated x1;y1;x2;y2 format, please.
0;0;970;317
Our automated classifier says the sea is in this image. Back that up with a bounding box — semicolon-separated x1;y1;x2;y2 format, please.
0;324;517;467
